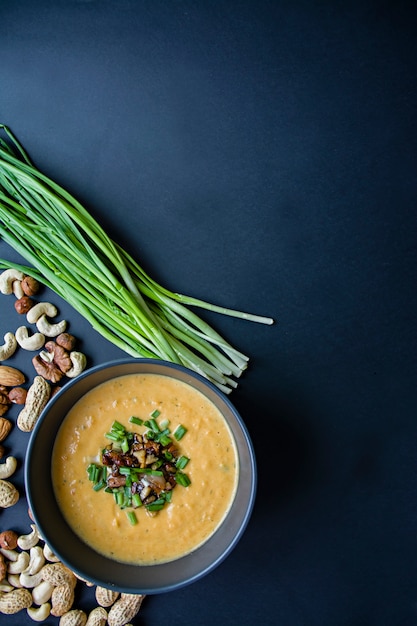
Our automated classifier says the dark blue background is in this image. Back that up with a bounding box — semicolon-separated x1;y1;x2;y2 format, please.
1;1;416;624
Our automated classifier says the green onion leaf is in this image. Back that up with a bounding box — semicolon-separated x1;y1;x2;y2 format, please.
132;493;143;508
129;416;143;426
175;472;191;487
176;455;190;470
173;425;187;441
126;511;138;525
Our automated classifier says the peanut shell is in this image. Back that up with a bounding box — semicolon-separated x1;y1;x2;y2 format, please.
107;593;145;626
85;606;108;626
0;479;19;508
51;583;75;616
17;375;51;432
0;587;32;614
95;585;119;607
41;562;77;588
59;609;87;626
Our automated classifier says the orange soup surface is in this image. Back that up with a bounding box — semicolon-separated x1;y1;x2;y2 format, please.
52;373;238;565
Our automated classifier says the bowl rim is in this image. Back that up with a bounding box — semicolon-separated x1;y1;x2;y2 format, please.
25;357;257;594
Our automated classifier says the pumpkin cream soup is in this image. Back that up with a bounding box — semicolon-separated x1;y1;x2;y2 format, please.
52;373;238;565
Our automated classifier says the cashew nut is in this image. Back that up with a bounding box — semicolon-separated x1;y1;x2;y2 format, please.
26;302;57;325
8;573;22;588
0;269;25;295
0;456;17;479
66;352;87;378
0;332;17;361
12;280;24;299
8;550;30;574
27;602;51;622
43;543;60;563
22;546;44;576
0;581;14;592
17;525;40;551
36;314;67;338
19;569;44;588
0;548;19;561
32;580;54;604
15;326;45;351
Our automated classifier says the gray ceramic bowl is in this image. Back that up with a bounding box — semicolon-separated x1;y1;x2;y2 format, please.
25;358;257;594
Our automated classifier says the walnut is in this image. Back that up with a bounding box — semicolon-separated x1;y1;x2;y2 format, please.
0;417;12;442
44;341;72;373
8;387;28;405
21;275;40;296
0;529;18;549
0;387;11;416
32;355;64;383
14;295;34;314
56;333;77;351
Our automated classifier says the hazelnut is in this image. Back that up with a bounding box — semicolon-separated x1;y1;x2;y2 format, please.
21;275;40;296
8;387;28;405
0;444;5;459
14;295;34;314
0;529;18;549
56;333;77;351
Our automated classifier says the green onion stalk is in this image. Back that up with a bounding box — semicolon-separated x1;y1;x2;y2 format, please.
0;124;273;393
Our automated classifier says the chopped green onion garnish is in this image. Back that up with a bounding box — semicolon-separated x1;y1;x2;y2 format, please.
132;493;143;508
93;479;107;491
147;418;160;432
175;472;191;487
111;420;126;433
88;410;193;521
159;434;172;447
105;431;121;442
176;455;190;470
146;501;165;512
173;425;187;441
129;416;143;426
126;511;138;525
119;466;132;475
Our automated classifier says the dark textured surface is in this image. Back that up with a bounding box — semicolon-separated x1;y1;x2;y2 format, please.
0;1;416;624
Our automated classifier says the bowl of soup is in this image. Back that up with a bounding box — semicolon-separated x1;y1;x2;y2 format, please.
25;358;257;594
